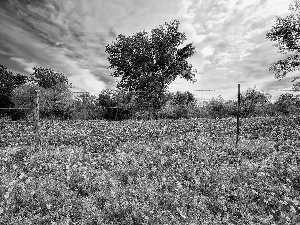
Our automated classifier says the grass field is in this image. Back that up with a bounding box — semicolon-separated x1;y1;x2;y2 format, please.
1;117;300;224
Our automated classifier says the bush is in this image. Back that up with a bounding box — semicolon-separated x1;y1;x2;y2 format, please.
157;103;202;119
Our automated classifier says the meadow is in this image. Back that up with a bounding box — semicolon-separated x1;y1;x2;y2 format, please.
1;116;300;224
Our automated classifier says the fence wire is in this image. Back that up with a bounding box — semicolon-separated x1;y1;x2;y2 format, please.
2;85;300;148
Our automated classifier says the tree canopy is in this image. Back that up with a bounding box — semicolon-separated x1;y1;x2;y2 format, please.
105;20;197;109
8;66;74;120
266;0;300;90
274;93;300;115
12;82;74;120
30;67;72;91
239;87;271;117
0;64;27;108
171;91;197;106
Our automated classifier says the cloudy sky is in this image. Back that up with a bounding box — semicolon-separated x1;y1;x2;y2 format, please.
0;0;297;102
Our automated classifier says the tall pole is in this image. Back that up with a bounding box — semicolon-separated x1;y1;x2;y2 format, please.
84;93;87;120
34;90;41;149
236;84;240;146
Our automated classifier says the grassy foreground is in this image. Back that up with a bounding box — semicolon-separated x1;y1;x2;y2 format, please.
1;117;300;224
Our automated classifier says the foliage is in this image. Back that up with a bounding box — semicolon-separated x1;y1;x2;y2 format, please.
274;93;300;116
105;20;196;110
266;0;300;90
205;95;228;119
29;67;72;91
39;87;74;119
1;117;300;224
223;100;237;117
11;83;74;120
97;89;133;120
158;102;187;119
130;91;197;119
2;59;299;121
158;102;202;120
171;91;197;106
239;87;272;117
0;65;28;119
7;66;75;120
96;89;199;120
200;88;275;119
71;93;100;120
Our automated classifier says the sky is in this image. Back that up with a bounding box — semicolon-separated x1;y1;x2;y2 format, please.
0;0;298;103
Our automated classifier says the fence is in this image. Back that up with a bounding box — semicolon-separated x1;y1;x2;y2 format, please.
73;90;157;120
2;85;300;148
57;86;244;145
194;85;300;145
193;84;241;146
0;90;41;149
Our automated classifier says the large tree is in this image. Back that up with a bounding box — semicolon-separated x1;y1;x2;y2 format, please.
266;0;300;90
105;20;197;112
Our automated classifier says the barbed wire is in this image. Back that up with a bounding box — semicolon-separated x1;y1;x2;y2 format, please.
0;108;30;110
71;90;149;94
193;89;236;92
269;89;300;92
1;87;299;112
72;89;300;94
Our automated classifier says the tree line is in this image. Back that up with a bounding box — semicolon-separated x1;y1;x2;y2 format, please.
0;63;197;120
1;63;300;121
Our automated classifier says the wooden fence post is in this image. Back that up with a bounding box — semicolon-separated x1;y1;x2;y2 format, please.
236;84;240;146
34;90;41;149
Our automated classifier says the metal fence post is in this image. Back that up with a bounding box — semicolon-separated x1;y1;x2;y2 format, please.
34;90;41;149
236;84;240;146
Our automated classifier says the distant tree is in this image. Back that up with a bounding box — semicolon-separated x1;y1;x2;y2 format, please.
0;64;27;108
205;95;227;119
223;100;237;117
0;64;28;119
97;89;133;120
274;93;300;116
171;91;197;106
155;91;197;119
72;93;99;120
239;87;271;117
105;20;197;116
12;82;74;120
29;67;72;91
24;67;74;119
266;0;300;90
97;89;116;109
40;86;74;119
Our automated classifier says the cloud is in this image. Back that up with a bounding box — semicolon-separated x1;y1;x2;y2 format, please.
0;0;110;92
10;57;37;74
202;46;214;58
183;0;295;97
0;0;298;103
